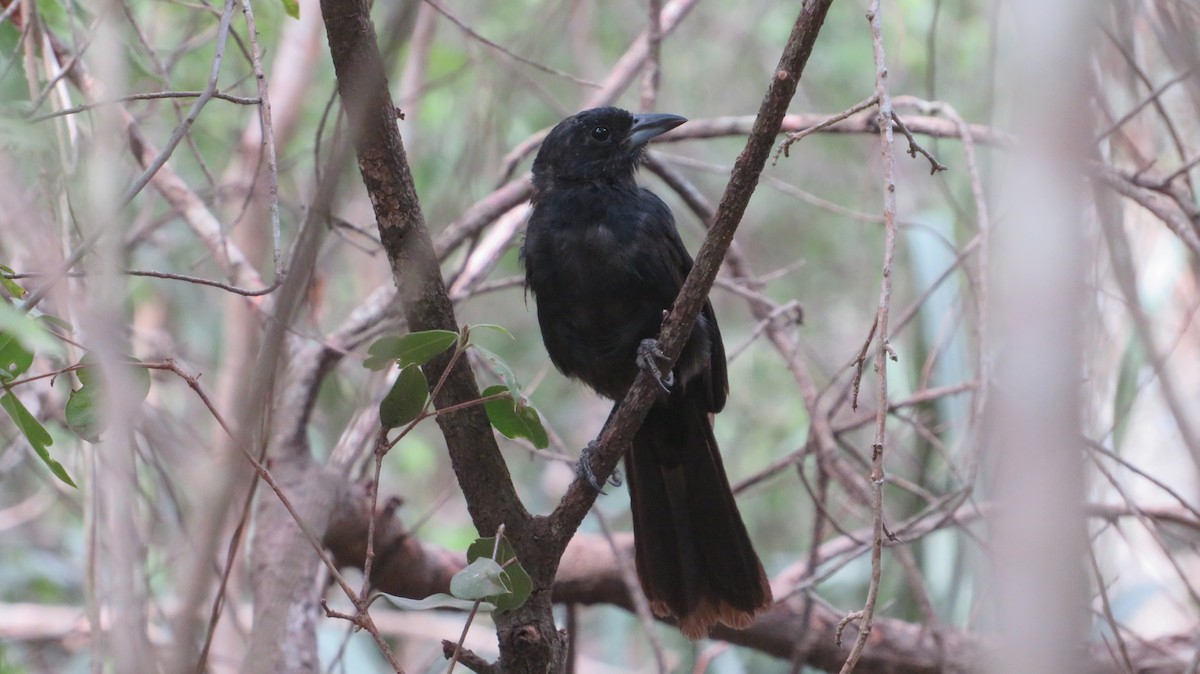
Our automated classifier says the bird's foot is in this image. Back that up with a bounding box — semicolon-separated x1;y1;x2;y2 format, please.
576;441;623;494
636;338;675;393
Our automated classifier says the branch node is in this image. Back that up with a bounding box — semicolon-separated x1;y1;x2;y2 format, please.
441;640;497;673
836;610;865;647
890;111;948;174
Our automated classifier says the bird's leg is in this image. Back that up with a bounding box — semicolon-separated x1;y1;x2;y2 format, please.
637;338;675;393
576;441;623;493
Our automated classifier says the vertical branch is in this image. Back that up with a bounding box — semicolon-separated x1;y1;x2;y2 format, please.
987;1;1090;673
236;0;283;276
82;9;156;671
319;0;526;539
639;0;662;111
838;1;897;671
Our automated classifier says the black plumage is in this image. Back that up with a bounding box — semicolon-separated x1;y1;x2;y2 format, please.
522;107;772;638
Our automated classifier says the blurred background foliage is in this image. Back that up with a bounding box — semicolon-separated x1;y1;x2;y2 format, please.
2;0;1199;672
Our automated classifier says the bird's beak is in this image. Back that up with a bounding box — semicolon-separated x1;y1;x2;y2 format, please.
628;113;687;147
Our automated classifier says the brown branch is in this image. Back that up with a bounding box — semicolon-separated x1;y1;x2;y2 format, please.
319;486;1200;673
667;111;1014;146
1091;163;1200;260
433;176;533;260
26;89;260;122
839;2;899;669
891;111;948;174
435;109;1009;265
774;93;878;162
639;0;663;112
320;0;526;535
318;1;560;669
235;0;284;275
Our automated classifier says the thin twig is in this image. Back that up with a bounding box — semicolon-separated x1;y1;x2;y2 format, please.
1087;545;1138;674
422;0;599;89
839;1;898;671
447;524;505;674
849;315;878;411
594;512;669;674
774;93;878;163
236;0;284;277
27;89;260;121
128;269;280;296
891;111;948;174
494;0;703;184
639;0;663;112
1154;151;1200;187
120;0;237;206
1093;67;1193;143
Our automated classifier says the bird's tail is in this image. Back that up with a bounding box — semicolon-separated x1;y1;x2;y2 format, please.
625;388;773;639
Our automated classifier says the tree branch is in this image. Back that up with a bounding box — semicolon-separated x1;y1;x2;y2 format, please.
319;0;528;540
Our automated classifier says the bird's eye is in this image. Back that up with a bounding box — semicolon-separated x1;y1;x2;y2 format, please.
591;126;611;142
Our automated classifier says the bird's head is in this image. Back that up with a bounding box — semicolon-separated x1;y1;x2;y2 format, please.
531;107;686;190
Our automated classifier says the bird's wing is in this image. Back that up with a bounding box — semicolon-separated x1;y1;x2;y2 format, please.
636;189;729;413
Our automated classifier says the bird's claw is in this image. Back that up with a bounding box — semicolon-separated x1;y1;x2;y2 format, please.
637;338;675;393
576;441;623;494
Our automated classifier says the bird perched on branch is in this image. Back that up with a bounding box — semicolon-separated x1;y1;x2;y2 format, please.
522;107;772;638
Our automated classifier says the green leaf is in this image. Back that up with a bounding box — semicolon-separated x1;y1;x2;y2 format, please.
0;265;25;299
472;345;523;399
0;331;33;382
363;330;458;371
379;365;429;429
481;385;548;449
464;323;514;341
450;558;510;600
64;359;152;443
279;0;300;19
65;384;102;443
1112;336;1144;450
0;392;75;487
464;536;532;611
0;302;63;359
384;593;495;612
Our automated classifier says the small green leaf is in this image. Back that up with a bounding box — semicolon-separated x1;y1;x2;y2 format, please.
0;302;63;359
450;558;510;600
384;593;495;612
465;536;532;611
0;331;33;382
0;266;26;299
482;385;548;449
0;392;75;487
65;359;152;443
472;345;523;399
279;0;299;19
464;323;514;341
65;384;102;443
363;330;458;370
379;365;429;429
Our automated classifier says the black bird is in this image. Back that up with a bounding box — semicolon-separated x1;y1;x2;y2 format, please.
522;107;772;638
